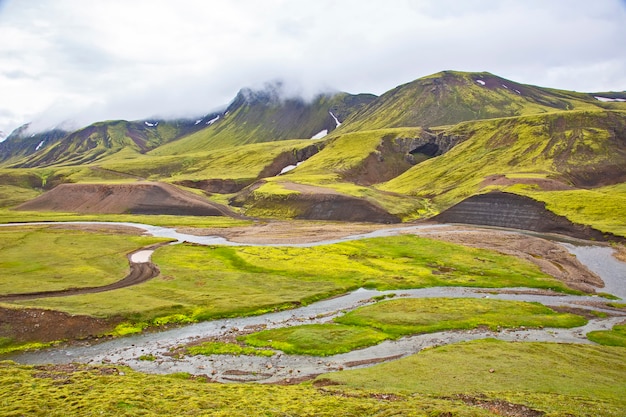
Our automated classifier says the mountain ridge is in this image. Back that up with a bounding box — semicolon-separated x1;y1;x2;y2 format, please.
1;70;625;236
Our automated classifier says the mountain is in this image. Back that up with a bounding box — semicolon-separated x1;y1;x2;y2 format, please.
0;124;70;165
150;83;376;155
340;71;625;131
1;71;625;236
1;118;217;168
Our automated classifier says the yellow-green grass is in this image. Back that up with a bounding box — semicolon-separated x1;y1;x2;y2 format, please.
0;226;168;294
2;341;625;416
337;297;585;335
0;360;511;417
243;324;389;356
8;235;577;332
587;323;626;347
103;139;317;182
0;209;252;228
186;341;275;357
0;184;40;208
317;340;626;417
509;184;626;237
243;298;586;355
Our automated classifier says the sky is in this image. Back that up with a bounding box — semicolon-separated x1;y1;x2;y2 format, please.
1;0;626;136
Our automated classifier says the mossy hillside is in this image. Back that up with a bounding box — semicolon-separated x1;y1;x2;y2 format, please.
317;340;626;416
98;139;318;182
0;184;40;208
0;226;168;294
150;91;371;155
340;71;605;132
288;127;422;179
243;298;586;355
8;235;575;328
10;120;189;169
0;361;517;417
381;110;626;213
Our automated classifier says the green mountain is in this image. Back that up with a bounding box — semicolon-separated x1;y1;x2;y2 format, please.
1;71;625;236
340;70;624;131
150;83;375;155
3;118;207;168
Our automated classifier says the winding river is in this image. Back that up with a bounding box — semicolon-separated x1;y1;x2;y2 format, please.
3;221;626;383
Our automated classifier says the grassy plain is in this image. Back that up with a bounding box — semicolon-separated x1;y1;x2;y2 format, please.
0;226;167;294
317;339;626;417
5;235;574;333
242;298;586;355
2;339;624;416
0;360;501;416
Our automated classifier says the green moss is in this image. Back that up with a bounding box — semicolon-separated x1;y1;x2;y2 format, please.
242;298;586;355
187;341;274;357
587;324;626;347
317;340;626;416
243;324;389;356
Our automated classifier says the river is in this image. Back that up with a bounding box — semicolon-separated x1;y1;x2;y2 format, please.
2;221;625;383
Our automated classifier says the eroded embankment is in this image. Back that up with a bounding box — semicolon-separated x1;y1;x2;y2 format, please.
434;191;617;241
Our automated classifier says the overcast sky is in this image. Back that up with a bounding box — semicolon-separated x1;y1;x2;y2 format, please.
1;0;625;136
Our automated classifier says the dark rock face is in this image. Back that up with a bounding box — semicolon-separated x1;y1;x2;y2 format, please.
434;192;611;241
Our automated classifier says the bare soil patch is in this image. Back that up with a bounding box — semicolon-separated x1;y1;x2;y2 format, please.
0;306;120;345
480;174;575;191
177;220;394;244
454;394;545;417
16;181;236;217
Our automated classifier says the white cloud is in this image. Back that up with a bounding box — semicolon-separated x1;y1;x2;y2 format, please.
0;0;625;135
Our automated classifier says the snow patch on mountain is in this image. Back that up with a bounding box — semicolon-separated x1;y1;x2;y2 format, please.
206;115;220;125
35;140;45;151
279;162;303;175
144;121;158;127
475;79;486;86
329;111;342;127
595;96;626;102
311;129;328;139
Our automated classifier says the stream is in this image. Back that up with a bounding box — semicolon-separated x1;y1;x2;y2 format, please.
3;221;626;383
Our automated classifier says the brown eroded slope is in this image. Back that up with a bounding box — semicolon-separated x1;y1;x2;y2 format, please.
16;182;237;217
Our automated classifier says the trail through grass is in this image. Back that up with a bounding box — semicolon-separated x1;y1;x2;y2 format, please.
0;226;167;294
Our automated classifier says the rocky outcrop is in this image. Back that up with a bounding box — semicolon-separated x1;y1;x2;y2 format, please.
434;191;613;241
